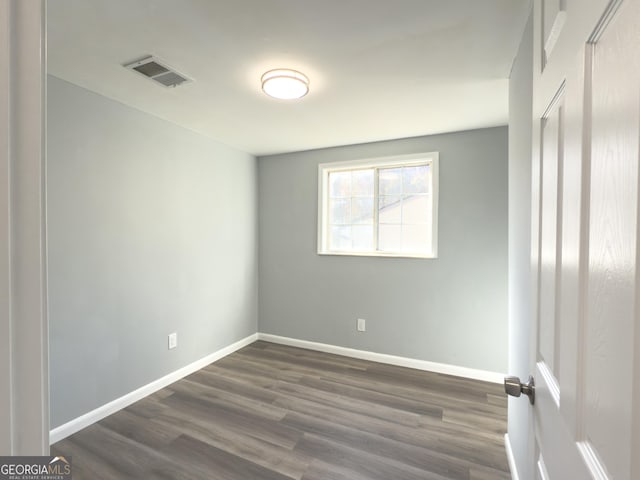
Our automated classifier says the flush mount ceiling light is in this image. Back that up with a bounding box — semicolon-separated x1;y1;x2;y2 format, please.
261;69;309;100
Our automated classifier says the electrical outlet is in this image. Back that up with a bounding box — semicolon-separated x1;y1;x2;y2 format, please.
168;332;177;349
357;318;366;332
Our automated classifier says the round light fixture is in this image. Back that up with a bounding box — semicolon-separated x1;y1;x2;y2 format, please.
261;69;309;100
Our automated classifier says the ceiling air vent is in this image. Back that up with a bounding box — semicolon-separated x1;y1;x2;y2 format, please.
124;56;192;88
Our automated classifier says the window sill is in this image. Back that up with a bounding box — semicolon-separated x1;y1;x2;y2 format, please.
317;250;437;259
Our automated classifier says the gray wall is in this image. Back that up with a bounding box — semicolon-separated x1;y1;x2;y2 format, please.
47;76;258;428
258;127;508;373
508;10;534;480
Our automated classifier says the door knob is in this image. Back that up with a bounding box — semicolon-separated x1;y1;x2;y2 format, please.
504;375;535;405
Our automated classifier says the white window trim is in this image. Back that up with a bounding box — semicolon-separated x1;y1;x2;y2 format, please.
318;152;439;259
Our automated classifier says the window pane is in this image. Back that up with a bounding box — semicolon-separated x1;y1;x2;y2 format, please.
329;171;351;197
330;226;352;250
378;195;402;224
402;165;430;194
352;169;374;196
378;194;401;210
378;224;402;252
329;198;351;225
321;155;436;257
352;198;374;224
379;168;402;195
402;224;430;253
352;226;374;250
402;194;430;224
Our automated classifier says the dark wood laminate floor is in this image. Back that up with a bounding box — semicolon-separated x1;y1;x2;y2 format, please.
52;341;510;480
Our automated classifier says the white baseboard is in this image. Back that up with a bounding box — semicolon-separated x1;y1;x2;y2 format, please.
257;333;505;384
505;433;520;480
49;333;258;444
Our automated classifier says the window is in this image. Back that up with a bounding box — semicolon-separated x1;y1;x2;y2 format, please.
318;153;438;258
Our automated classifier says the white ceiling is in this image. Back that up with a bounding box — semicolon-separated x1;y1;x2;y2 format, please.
47;0;530;156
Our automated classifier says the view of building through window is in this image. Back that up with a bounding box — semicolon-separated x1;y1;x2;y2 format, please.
319;154;437;258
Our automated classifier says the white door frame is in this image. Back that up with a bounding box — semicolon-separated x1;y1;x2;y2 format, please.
0;0;49;455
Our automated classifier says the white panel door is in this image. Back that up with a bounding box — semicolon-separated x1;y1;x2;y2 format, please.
527;0;640;478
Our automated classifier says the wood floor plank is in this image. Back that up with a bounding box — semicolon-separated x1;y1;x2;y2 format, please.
160;391;302;449
469;466;513;480
52;341;510;479
186;368;280;403
51;437;135;480
147;403;312;478
293;365;504;412
271;379;424;427
487;393;509;407
98;409;179;450
281;411;470;479
442;406;508;434
240;344;369;374
300;460;377;480
296;375;444;417
214;355;307;384
124;393;172;419
163;434;297;480
64;423;197;479
295;433;456;480
168;377;287;421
